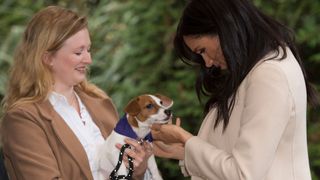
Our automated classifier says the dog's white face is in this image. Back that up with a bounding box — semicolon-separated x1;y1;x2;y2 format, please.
145;95;172;125
125;94;173;127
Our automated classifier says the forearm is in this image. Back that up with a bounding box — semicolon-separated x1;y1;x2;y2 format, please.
184;137;241;180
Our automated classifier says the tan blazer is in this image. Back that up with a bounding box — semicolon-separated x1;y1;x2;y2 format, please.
182;48;312;180
1;89;119;180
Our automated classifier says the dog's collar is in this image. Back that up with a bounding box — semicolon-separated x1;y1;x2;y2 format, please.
114;115;153;142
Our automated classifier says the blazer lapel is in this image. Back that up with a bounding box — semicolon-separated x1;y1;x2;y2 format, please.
76;90;119;140
36;100;93;180
79;95;108;139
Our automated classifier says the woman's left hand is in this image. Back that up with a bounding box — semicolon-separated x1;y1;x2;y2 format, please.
115;138;153;180
151;117;193;144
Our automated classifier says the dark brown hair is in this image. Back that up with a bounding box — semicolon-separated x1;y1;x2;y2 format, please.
174;0;318;130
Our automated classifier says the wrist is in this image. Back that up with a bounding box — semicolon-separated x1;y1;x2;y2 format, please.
132;166;148;180
132;174;144;180
180;131;193;144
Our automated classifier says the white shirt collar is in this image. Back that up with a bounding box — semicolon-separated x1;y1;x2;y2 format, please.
49;91;70;107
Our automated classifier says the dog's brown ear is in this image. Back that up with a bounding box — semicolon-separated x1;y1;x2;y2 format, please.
124;97;140;116
155;94;173;108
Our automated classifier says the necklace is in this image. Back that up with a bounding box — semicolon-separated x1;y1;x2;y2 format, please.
71;92;86;126
79;105;86;125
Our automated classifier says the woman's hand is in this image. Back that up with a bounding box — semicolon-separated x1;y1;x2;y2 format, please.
151;117;194;160
115;138;153;180
151;117;193;144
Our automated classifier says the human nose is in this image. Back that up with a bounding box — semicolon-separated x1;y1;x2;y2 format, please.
201;53;214;68
83;51;92;64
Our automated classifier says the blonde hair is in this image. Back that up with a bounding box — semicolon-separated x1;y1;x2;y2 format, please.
2;6;106;112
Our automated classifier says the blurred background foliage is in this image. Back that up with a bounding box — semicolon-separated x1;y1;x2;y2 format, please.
0;0;319;179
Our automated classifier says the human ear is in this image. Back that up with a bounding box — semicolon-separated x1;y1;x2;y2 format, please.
42;52;53;67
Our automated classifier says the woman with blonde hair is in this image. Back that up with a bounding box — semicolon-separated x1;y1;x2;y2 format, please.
1;6;151;180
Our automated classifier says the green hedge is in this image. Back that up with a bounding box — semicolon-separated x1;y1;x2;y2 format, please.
0;0;319;179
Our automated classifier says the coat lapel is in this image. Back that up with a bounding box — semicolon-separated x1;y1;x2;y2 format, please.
76;90;119;139
78;93;108;139
36;100;93;180
35;90;119;180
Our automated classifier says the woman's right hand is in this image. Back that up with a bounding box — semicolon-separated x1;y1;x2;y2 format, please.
115;138;152;179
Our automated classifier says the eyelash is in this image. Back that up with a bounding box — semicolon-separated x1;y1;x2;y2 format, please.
198;48;205;54
75;49;91;56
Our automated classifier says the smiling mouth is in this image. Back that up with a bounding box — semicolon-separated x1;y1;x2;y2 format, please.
75;67;87;73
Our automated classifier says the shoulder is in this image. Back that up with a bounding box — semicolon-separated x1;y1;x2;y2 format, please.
1;99;59;133
76;88;119;124
1;103;43;142
1;103;48;136
247;47;302;84
240;47;306;107
77;89;116;109
2;103;39;123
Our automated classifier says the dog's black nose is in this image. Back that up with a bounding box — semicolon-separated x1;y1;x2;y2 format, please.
164;109;171;116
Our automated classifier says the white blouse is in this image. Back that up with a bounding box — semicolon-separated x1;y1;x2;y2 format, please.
49;91;104;180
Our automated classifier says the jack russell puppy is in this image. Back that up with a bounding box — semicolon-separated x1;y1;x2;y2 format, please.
96;94;173;180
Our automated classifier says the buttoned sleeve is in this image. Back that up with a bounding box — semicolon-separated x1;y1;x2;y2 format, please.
184;62;292;180
2;108;63;180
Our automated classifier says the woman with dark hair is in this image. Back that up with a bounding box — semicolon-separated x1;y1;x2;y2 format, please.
151;0;318;179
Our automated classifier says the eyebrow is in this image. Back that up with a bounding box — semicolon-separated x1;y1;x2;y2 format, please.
75;44;91;50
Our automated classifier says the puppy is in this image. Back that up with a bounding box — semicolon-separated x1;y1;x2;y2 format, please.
96;94;173;180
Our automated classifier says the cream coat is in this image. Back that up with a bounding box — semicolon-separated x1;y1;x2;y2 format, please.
1;89;118;180
182;48;312;180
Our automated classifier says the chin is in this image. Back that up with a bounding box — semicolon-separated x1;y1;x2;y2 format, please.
73;78;86;85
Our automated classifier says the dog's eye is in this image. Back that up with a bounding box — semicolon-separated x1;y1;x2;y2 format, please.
160;101;163;105
146;104;154;109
